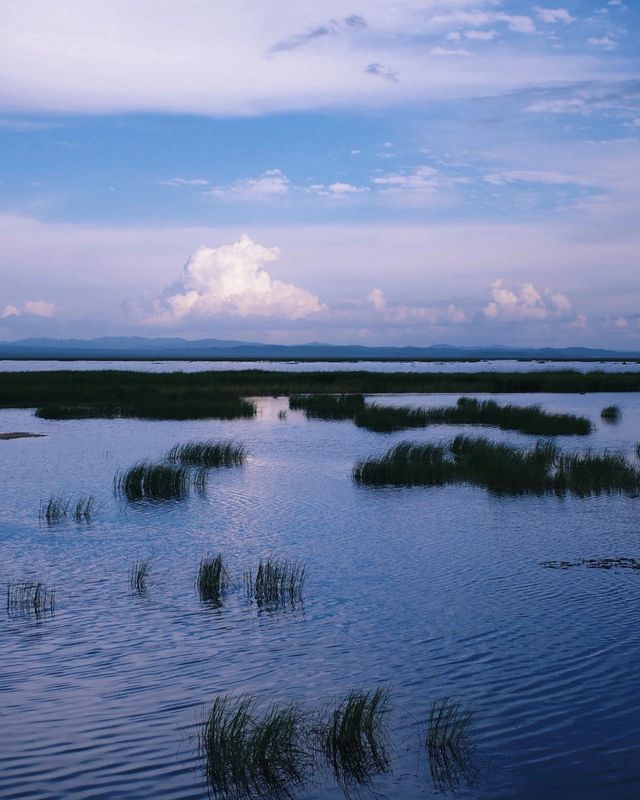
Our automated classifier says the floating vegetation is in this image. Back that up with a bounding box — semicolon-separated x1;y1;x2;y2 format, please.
353;435;640;496
200;694;309;800
129;559;151;594
114;461;192;501
0;431;46;440
601;404;621;422
7;581;55;618
245;559;306;607
317;687;391;789
289;394;365;421
167;440;246;467
541;557;640;571
39;494;70;525
354;397;592;436
197;555;228;604
426;698;475;792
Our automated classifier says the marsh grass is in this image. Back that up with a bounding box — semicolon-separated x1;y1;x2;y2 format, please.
317;687;391;789
197;555;228;603
426;699;475;792
129;559;151;594
199;694;310;799
167;440;246;467
353;435;640;496
7;581;55;618
541;557;640;570
244;559;306;607
354;397;592;435
601;404;621;422
114;461;192;501
39;494;71;524
73;495;95;523
289;394;365;421
35;395;256;421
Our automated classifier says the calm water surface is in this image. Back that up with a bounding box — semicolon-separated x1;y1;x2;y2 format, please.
1;393;640;798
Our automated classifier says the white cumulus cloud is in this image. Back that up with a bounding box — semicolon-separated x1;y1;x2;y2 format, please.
367;288;467;325
484;279;572;322
145;235;327;323
2;299;55;318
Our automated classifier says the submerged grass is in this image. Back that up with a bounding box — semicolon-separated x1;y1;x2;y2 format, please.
129;559;151;594
197;555;228;603
200;694;309;800
354;396;592;435
426;698;475;792
167;440;246;467
114;461;192;501
353;435;640;496
317;687;391;789
541;557;640;570
244;559;306;607
601;404;621;422
289;393;365;420
7;580;55;618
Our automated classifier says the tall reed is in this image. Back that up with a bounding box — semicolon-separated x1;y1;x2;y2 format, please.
129;559;151;594
244;559;306;607
167;440;246;467
197;555;228;603
426;698;475;792
200;694;309;799
114;461;192;501
7;581;55;618
39;495;71;525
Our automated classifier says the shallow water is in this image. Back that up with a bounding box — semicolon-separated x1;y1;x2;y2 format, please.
2;358;640;373
2;393;640;799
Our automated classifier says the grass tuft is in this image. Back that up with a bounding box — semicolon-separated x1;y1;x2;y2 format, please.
245;559;306;607
114;461;192;501
426;698;475;792
197;555;228;603
39;494;71;525
601;404;621;422
73;495;95;523
289;394;365;421
354;435;640;496
129;559;151;594
200;694;309;799
167;440;246;467
317;687;391;788
354;396;592;435
541;557;640;571
7;580;55;618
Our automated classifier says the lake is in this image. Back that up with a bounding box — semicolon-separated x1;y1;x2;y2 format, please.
2;391;640;798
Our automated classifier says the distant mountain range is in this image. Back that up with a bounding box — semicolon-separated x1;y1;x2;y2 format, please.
0;336;638;361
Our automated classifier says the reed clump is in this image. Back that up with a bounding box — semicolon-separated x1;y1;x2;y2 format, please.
197;555;228;603
317;687;391;788
601;404;621;422
244;559;306;607
7;581;55;618
114;461;192;501
289;394;365;420
354;397;592;435
39;494;71;524
353;435;640;496
73;495;95;523
200;694;309;799
426;698;475;792
129;559;151;594
167;440;246;467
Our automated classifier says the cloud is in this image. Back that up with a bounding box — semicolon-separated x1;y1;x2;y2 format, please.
484;280;573;322
534;7;575;24
365;63;399;83
464;30;498;41
160;177;209;187
367;288;467;325
483;169;594;187
2;299;55;318
310;181;368;197
268;15;367;55
206;170;290;202
144;235;326;323
587;36;617;50
430;47;471;57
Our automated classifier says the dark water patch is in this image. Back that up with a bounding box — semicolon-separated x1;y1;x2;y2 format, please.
541;558;640;571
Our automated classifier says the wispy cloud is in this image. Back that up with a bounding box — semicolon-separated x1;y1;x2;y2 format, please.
365;63;399;83
206;170;290;202
268;14;366;55
160;177;209;187
534;7;575;24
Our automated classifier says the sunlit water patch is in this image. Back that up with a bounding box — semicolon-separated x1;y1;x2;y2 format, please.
2;393;640;798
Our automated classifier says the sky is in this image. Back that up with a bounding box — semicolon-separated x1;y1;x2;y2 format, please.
0;0;639;348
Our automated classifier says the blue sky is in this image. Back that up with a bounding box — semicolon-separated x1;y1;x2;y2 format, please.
1;0;639;347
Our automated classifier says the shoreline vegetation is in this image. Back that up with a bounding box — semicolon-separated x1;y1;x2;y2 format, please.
0;369;639;420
